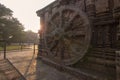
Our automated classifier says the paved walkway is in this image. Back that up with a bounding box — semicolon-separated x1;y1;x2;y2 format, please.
0;71;8;80
2;50;79;80
26;58;79;80
0;59;25;80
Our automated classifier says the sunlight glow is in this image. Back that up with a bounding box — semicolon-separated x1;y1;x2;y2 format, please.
0;0;55;32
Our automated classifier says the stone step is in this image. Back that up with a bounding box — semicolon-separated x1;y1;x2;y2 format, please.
87;57;115;65
88;53;115;60
92;48;115;52
79;47;116;78
87;48;115;62
86;48;115;67
89;51;116;57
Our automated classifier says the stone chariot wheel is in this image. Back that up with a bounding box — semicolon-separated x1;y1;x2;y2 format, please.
45;6;91;65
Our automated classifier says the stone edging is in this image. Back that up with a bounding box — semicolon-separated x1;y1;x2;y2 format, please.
38;56;107;80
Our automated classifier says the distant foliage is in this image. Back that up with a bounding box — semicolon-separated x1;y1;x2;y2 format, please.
21;30;39;44
0;4;39;46
0;3;24;44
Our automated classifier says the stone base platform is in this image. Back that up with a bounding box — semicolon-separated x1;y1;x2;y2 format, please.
38;56;112;80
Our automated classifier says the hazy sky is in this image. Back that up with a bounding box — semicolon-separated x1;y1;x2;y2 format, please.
0;0;55;32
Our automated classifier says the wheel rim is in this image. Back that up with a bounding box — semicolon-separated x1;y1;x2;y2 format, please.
45;6;91;65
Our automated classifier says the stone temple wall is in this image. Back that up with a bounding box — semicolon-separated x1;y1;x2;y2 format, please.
37;0;120;80
116;51;120;80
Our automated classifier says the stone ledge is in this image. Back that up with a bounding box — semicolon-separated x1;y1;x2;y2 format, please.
37;56;109;80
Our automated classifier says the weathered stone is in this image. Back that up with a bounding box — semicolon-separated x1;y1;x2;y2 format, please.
114;0;120;9
36;0;120;79
116;51;120;80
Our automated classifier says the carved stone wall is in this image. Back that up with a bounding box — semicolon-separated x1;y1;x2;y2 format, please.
36;0;120;79
116;51;120;80
114;0;120;9
95;0;109;13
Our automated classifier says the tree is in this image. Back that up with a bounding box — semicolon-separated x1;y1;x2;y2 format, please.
0;3;24;43
22;30;39;44
0;4;12;17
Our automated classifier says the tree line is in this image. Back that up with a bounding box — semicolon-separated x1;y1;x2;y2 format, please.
0;3;39;46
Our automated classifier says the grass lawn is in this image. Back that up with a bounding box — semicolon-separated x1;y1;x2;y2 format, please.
0;47;3;51
0;45;21;51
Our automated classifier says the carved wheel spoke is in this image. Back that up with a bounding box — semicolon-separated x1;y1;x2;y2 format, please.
64;38;83;55
64;13;78;30
50;40;59;51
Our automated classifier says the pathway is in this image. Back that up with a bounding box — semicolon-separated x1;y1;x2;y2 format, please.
1;50;79;80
